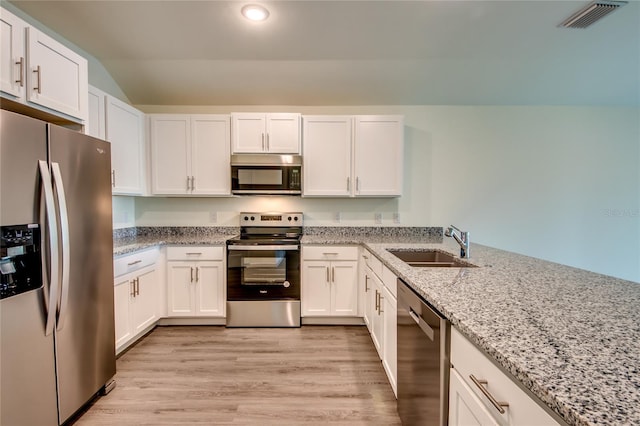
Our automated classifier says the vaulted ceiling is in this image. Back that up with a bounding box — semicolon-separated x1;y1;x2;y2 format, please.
8;0;640;106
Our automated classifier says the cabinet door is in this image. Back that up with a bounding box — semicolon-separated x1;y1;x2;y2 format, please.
353;116;403;197
362;271;374;331
150;115;190;194
87;86;106;139
114;276;134;350
191;115;231;195
266;113;300;153
302;116;352;196
449;368;499;426
301;261;331;316
167;261;195;316
194;261;224;316
106;96;144;195
131;267;158;333
331;261;358;316
382;286;397;396
231;113;265;153
370;273;384;358
26;27;88;121
1;8;26;99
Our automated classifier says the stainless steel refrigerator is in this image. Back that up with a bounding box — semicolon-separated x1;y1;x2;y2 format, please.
0;109;116;425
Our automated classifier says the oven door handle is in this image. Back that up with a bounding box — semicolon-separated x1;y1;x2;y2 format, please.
227;244;299;251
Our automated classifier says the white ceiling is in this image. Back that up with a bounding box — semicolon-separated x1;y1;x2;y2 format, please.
9;0;640;106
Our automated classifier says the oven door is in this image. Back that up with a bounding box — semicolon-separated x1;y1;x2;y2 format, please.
227;244;300;300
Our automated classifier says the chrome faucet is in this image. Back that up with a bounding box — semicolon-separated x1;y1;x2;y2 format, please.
445;225;470;259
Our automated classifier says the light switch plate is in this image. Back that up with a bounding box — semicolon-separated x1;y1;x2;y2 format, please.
393;212;401;224
209;212;217;223
334;212;341;223
374;213;383;224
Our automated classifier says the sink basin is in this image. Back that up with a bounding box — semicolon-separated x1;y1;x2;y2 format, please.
387;249;477;268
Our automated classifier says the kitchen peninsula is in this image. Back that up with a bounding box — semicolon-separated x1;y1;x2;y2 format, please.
113;226;640;426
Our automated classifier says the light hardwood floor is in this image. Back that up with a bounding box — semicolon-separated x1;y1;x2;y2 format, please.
73;325;401;425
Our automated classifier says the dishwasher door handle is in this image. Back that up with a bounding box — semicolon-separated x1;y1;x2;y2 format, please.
409;308;435;341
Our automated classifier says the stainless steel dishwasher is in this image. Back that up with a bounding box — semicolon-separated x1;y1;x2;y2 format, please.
397;279;450;426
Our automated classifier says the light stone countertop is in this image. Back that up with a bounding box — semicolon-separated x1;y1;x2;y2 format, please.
350;238;639;426
113;233;234;256
114;228;640;426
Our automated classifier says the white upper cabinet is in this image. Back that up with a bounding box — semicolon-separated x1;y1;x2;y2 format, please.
87;85;146;195
302;116;352;196
232;113;301;154
1;7;88;122
302;115;404;197
106;96;145;195
150;114;231;196
191;115;231;195
87;85;106;139
353;116;404;197
1;8;26;99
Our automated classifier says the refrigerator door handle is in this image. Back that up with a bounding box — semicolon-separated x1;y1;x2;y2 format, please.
51;162;71;331
38;160;60;336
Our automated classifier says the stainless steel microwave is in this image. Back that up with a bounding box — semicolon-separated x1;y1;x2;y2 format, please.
231;154;302;195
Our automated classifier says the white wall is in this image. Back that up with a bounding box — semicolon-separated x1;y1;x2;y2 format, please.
131;105;639;282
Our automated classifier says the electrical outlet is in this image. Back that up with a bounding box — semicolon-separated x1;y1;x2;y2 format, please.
374;213;383;224
209;211;217;223
393;212;401;224
334;212;341;223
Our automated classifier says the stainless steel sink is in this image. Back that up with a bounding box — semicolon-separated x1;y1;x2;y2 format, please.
387;249;477;268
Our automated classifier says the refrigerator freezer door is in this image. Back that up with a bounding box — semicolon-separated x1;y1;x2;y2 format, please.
0;110;58;426
48;124;116;423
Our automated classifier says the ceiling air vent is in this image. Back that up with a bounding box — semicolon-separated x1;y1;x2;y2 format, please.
559;1;627;28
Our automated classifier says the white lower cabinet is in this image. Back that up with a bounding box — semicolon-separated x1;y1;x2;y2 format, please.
381;284;397;395
166;246;225;317
113;249;161;354
361;248;398;396
449;327;560;426
301;246;359;316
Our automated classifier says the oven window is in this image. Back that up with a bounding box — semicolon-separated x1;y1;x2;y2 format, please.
238;169;283;186
241;251;286;285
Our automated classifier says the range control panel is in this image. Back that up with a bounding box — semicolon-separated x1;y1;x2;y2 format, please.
239;212;303;227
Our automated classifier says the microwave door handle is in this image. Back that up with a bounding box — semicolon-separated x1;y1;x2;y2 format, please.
38;160;59;336
51;162;71;331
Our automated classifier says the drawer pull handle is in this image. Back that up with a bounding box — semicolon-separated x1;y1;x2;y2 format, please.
469;374;509;414
127;260;142;266
186;252;202;255
323;252;339;255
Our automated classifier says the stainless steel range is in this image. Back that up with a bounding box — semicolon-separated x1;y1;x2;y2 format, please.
226;212;303;327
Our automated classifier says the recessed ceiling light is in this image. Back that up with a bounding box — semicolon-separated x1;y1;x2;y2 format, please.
242;5;270;21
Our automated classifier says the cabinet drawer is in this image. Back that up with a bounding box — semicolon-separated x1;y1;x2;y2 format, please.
114;247;159;277
451;327;559;425
362;249;383;279
166;246;224;261
302;246;358;261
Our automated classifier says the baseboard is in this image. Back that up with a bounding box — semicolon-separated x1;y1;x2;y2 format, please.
302;316;365;325
157;317;226;326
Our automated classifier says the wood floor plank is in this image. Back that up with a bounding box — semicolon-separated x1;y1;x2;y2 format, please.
72;325;400;425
